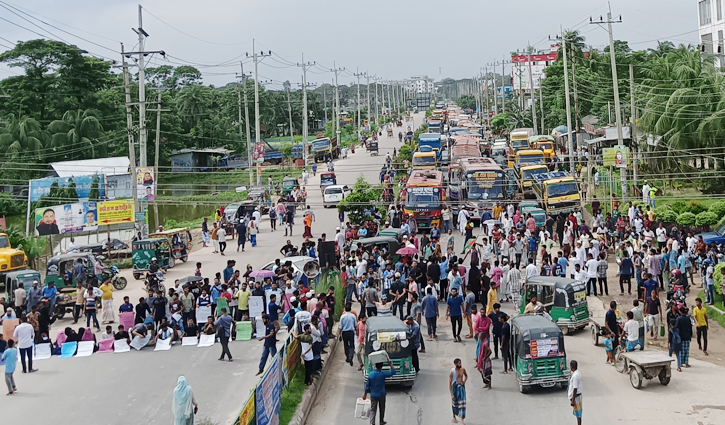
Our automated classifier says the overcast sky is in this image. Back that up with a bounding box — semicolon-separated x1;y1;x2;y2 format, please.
0;0;698;89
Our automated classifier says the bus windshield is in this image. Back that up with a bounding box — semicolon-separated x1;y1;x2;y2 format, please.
412;155;436;166
405;186;441;209
547;181;579;197
518;154;544;164
465;175;504;200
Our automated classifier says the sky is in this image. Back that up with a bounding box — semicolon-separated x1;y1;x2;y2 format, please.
0;0;699;89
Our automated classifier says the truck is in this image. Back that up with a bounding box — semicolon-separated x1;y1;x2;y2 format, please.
418;133;442;160
529;135;556;161
427;118;442;134
218;155;249;170
401;170;446;230
516;163;549;198
508;148;545;169
311;137;339;162
532;171;581;215
0;233;28;274
508;128;535;165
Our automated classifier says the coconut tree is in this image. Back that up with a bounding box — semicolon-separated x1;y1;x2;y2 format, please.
47;109;105;160
0;114;47;158
176;84;214;131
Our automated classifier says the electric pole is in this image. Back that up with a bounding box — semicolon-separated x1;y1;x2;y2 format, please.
331;63;345;146
237;63;252;186
630;63;637;187
539;78;545;134
526;44;538;132
501;57;507;114
591;11;625;199
121;44;138;215
366;75;371;131
249;40;271;185
297;55;315;165
354;69;367;142
561;31;574;167
285;83;294;143
147;88;170;230
487;62;498;114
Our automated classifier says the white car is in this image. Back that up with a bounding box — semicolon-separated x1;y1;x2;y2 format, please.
260;256;320;286
323;184;352;208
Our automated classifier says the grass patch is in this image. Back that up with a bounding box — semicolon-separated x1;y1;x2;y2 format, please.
159;192;249;203
698;290;725;330
279;368;308;425
112;258;133;269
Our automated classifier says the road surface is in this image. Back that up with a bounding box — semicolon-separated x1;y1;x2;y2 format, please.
0;114;423;424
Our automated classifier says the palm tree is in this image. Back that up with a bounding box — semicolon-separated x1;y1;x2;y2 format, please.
176;84;214;131
0;114;47;158
47;109;105;160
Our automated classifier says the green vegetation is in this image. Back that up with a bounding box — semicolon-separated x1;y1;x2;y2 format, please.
337;175;383;224
112;259;133;269
279;368;307;425
4;224;48;268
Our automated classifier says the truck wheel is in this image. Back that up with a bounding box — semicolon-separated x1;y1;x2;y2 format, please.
518;381;529;394
591;326;599;346
561;326;570;336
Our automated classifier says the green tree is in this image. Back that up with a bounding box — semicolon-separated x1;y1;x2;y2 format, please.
456;95;477;110
0;114;47;158
337;175;383;223
47;109;105;160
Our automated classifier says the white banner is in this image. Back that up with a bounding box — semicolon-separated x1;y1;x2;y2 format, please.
198;334;215;348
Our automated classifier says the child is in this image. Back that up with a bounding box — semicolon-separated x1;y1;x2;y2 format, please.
195;262;202;277
2;339;17;395
604;330;614;364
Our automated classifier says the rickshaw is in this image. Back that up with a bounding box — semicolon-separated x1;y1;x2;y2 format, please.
386;128;394;138
281;176;300;196
319;172;337;194
510;314;570;393
247;186;271;214
520;276;590;334
132;237;175;280
367;140;379;156
363;316;416;387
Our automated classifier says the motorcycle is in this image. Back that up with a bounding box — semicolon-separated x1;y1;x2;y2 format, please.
102;265;128;290
144;271;166;293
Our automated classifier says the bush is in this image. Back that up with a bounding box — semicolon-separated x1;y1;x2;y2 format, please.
709;201;725;219
685;200;706;215
696;211;719;226
676;212;696;226
654;205;672;217
715;262;725;295
717;214;725;230
657;209;678;223
671;200;687;214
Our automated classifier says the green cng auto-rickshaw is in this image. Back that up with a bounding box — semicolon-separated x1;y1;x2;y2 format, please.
132;238;174;280
150;228;192;263
520;276;590;334
363;316;416;387
510;314;570;393
281;176;300;196
1;269;41;306
45;252;100;289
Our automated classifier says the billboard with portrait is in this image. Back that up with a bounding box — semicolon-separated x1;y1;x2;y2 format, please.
136;167;156;201
602;146;629;168
34;202;98;236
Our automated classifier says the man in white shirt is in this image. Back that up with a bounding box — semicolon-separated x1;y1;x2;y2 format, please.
568;360;583;424
655;223;667;249
573;263;587;285
13;316;37;373
642;181;651;205
252;207;262;224
335;227;345;253
686;232;697;254
480;238;493;265
525;258;538;281
623;311;640;351
584;253;599;296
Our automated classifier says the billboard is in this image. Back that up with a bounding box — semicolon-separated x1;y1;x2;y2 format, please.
603;146;629;168
34;202;98;236
253;142;266;163
136;167;155;201
256;356;281;425
98;200;135;225
29;175;105;202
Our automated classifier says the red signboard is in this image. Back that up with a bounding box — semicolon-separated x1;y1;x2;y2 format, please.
511;53;558;63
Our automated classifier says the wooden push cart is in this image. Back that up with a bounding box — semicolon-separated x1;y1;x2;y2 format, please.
615;350;674;389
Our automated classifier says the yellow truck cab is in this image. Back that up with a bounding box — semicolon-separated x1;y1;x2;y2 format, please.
412;151;438;170
0;233;28;272
532;171;581;215
508;128;535;166
518;164;549;197
530;135;556;160
509;148;545;169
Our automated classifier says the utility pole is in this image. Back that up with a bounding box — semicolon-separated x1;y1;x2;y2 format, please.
380;80;386;117
147;89;170;230
591;12;625;199
121;44;138;216
483;67;490;126
249;40;271;185
366;75;371;131
539;78;545;134
323;88;328;123
285;84;294;143
374;76;380;125
526;44;538;132
487;62;498;114
331;63;345;146
630;63;638;187
561;31;574;167
135;5;147;167
297;56;315;166
501;57;507;114
237;63;252;186
354;69;366;142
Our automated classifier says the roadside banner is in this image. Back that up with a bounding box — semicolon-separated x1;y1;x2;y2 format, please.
602;146;629;168
29;175;105;202
256;355;281;425
236;391;255;425
97;199;134;225
253;142;265;163
34;202;98;236
136;167;156;201
282;336;300;388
